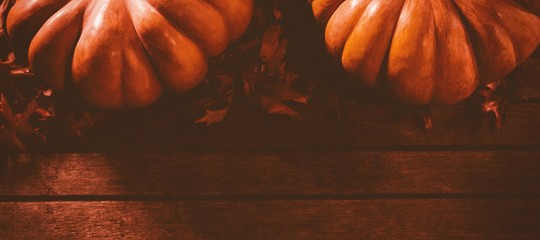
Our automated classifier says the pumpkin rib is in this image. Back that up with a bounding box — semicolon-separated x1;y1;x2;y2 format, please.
120;0;162;108
430;0;478;105
28;0;88;91
145;0;229;57
135;0;204;62
120;0;163;109
127;0;207;93
311;0;344;26
491;0;540;66
6;0;70;65
205;0;253;42
204;0;233;41
452;0;517;83
72;0;162;109
188;0;230;50
516;0;540;15
387;0;436;105
341;0;406;86
325;0;370;58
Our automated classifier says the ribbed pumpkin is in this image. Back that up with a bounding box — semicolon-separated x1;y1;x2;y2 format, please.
4;0;252;108
516;0;540;15
310;0;540;105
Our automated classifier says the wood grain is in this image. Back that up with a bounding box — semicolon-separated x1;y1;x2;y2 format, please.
2;151;539;196
514;53;540;100
1;200;539;239
343;103;540;147
27;100;540;151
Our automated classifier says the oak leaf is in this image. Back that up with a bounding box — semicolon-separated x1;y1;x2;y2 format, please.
66;111;105;139
0;94;43;150
194;73;234;126
194;108;230;126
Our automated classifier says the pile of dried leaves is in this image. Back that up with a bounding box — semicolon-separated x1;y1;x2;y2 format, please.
0;0;339;151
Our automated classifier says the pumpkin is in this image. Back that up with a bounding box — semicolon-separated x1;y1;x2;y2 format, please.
515;0;540;16
3;0;253;109
310;0;540;105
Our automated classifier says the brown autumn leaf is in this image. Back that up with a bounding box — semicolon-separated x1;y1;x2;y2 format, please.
260;23;287;78
66;111;105;139
194;73;234;126
9;66;33;77
34;107;54;120
242;65;264;100
195;108;230;126
242;63;310;119
262;68;309;119
240;18;311;119
0;93;43;151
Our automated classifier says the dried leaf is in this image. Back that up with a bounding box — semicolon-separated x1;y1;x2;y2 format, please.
259;78;310;119
66;111;105;139
268;103;301;120
238;20;311;120
242;65;264;100
35;107;54;119
40;88;53;97
194;70;235;126
194;108;230;126
273;1;283;21
0;94;42;150
0;52;14;65
9;67;33;77
211;73;235;96
251;4;269;31
260;24;287;77
278;87;309;104
234;38;261;53
258;95;302;120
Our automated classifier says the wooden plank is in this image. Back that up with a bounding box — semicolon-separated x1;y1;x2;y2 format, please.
29;101;540;151
513;51;540;100
342;102;540;147
2;151;539;196
29;100;344;151
1;200;539;239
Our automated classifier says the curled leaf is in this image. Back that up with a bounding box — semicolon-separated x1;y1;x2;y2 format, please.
0;94;43;150
195;108;230;126
260;24;287;77
66;111;105;139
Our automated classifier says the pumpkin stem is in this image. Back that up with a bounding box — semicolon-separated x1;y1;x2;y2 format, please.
0;0;15;65
477;79;507;132
417;106;432;131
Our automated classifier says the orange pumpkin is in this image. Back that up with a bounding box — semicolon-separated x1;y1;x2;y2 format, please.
310;0;540;105
4;0;252;109
516;0;540;15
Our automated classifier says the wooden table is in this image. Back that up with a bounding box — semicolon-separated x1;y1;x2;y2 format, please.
1;54;539;239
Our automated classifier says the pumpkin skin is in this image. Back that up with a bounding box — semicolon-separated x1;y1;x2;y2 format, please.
515;0;540;15
310;0;540;105
5;0;253;109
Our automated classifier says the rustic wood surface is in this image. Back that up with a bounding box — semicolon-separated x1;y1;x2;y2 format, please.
2;200;540;239
34;101;539;151
1;40;539;240
1;151;540;197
